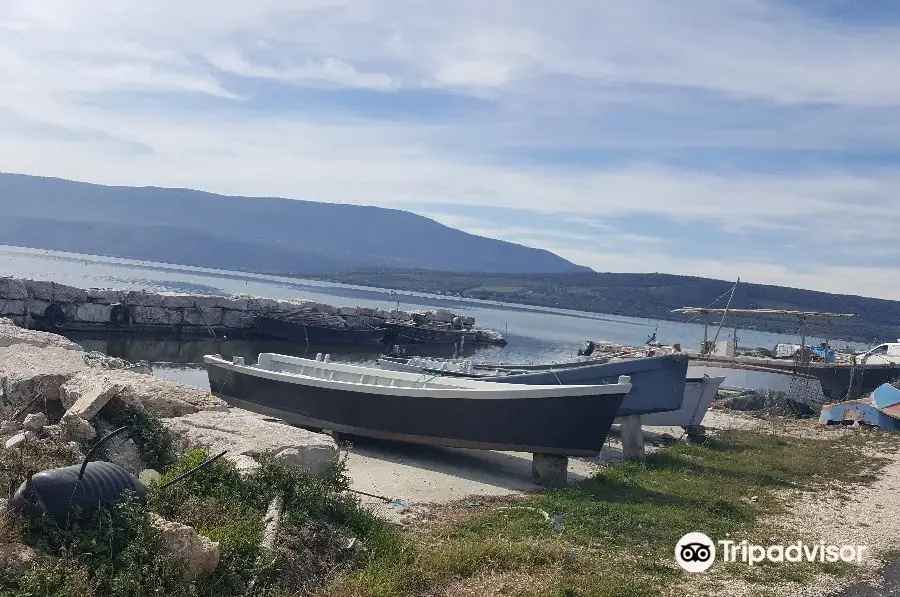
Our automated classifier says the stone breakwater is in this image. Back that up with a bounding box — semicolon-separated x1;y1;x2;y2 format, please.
0;277;505;344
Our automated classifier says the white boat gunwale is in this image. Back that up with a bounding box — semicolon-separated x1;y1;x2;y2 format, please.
204;353;633;400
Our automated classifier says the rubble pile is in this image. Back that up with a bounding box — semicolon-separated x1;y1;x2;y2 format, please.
0;318;341;584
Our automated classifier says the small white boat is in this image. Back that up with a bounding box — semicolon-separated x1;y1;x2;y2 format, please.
620;375;725;428
205;352;633;456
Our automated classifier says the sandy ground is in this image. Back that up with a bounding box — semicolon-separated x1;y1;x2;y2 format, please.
341;409;762;522
343;437;612;521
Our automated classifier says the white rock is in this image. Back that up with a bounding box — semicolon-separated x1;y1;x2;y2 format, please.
431;309;456;323
75;303;112;324
43;424;61;439
60;411;97;442
4;433;25;450
61;370;227;417
163;408;338;475
0;344;87;405
0;420;20;435
390;310;411;321
0;278;28;300
63;376;124;421
151;514;221;581
215;296;249;311
139;469;161;484
23;431;36;441
339;306;359;316
22;412;47;431
248;297;281;312
226;453;262;475
0;321;82;351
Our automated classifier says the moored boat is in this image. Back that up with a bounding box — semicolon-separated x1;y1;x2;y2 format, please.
204;352;632;456
621;375;725;428
377;353;690;417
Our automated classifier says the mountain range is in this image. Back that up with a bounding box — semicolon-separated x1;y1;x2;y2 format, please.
0;173;588;275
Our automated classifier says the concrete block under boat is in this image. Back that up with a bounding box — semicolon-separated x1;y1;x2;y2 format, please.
204;353;632;456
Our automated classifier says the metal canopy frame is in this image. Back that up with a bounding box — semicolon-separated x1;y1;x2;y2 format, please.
673;307;857;355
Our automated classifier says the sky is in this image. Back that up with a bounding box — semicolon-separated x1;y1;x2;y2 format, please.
0;1;898;299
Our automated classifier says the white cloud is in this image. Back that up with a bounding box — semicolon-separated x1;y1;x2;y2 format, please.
0;0;898;298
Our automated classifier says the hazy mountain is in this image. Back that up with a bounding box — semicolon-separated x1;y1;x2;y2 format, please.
0;173;590;275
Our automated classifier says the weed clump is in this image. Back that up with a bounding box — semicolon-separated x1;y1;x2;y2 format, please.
0;448;393;596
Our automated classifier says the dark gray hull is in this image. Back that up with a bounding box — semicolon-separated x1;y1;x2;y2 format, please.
378;354;689;417
206;361;628;456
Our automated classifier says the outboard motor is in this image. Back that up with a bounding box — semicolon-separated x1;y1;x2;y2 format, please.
578;340;596;357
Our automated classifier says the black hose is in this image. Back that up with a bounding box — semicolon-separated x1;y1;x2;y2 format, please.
159;450;228;490
78;426;128;480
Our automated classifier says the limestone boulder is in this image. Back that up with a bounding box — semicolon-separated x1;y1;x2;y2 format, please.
0;301;26;316
62;375;124;420
160;294;202;309
0;321;82;351
123;290;163;308
221;310;254;328
75;303;112;324
215;296;249;311
0;344;87;405
61;370;227;418
22;412;47;431
0;278;28;300
133;306;171;325
163;408;338;475
151;514;220;581
26;280;87;303
86;289;120;304
59;411;96;442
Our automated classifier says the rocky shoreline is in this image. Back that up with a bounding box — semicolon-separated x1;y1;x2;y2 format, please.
0;316;344;584
0;276;506;344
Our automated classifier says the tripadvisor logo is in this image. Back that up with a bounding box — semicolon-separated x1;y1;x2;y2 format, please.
675;532;716;573
675;532;868;572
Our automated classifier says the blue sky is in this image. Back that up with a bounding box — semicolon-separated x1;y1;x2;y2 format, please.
0;1;898;297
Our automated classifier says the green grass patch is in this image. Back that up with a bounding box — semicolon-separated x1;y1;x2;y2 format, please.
0;448;397;597
324;430;900;597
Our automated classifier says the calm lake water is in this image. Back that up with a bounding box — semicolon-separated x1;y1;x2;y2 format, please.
0;245;866;390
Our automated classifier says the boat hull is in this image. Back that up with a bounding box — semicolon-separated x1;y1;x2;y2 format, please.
206;360;627;456
623;376;725;427
464;354;690;417
256;316;386;344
